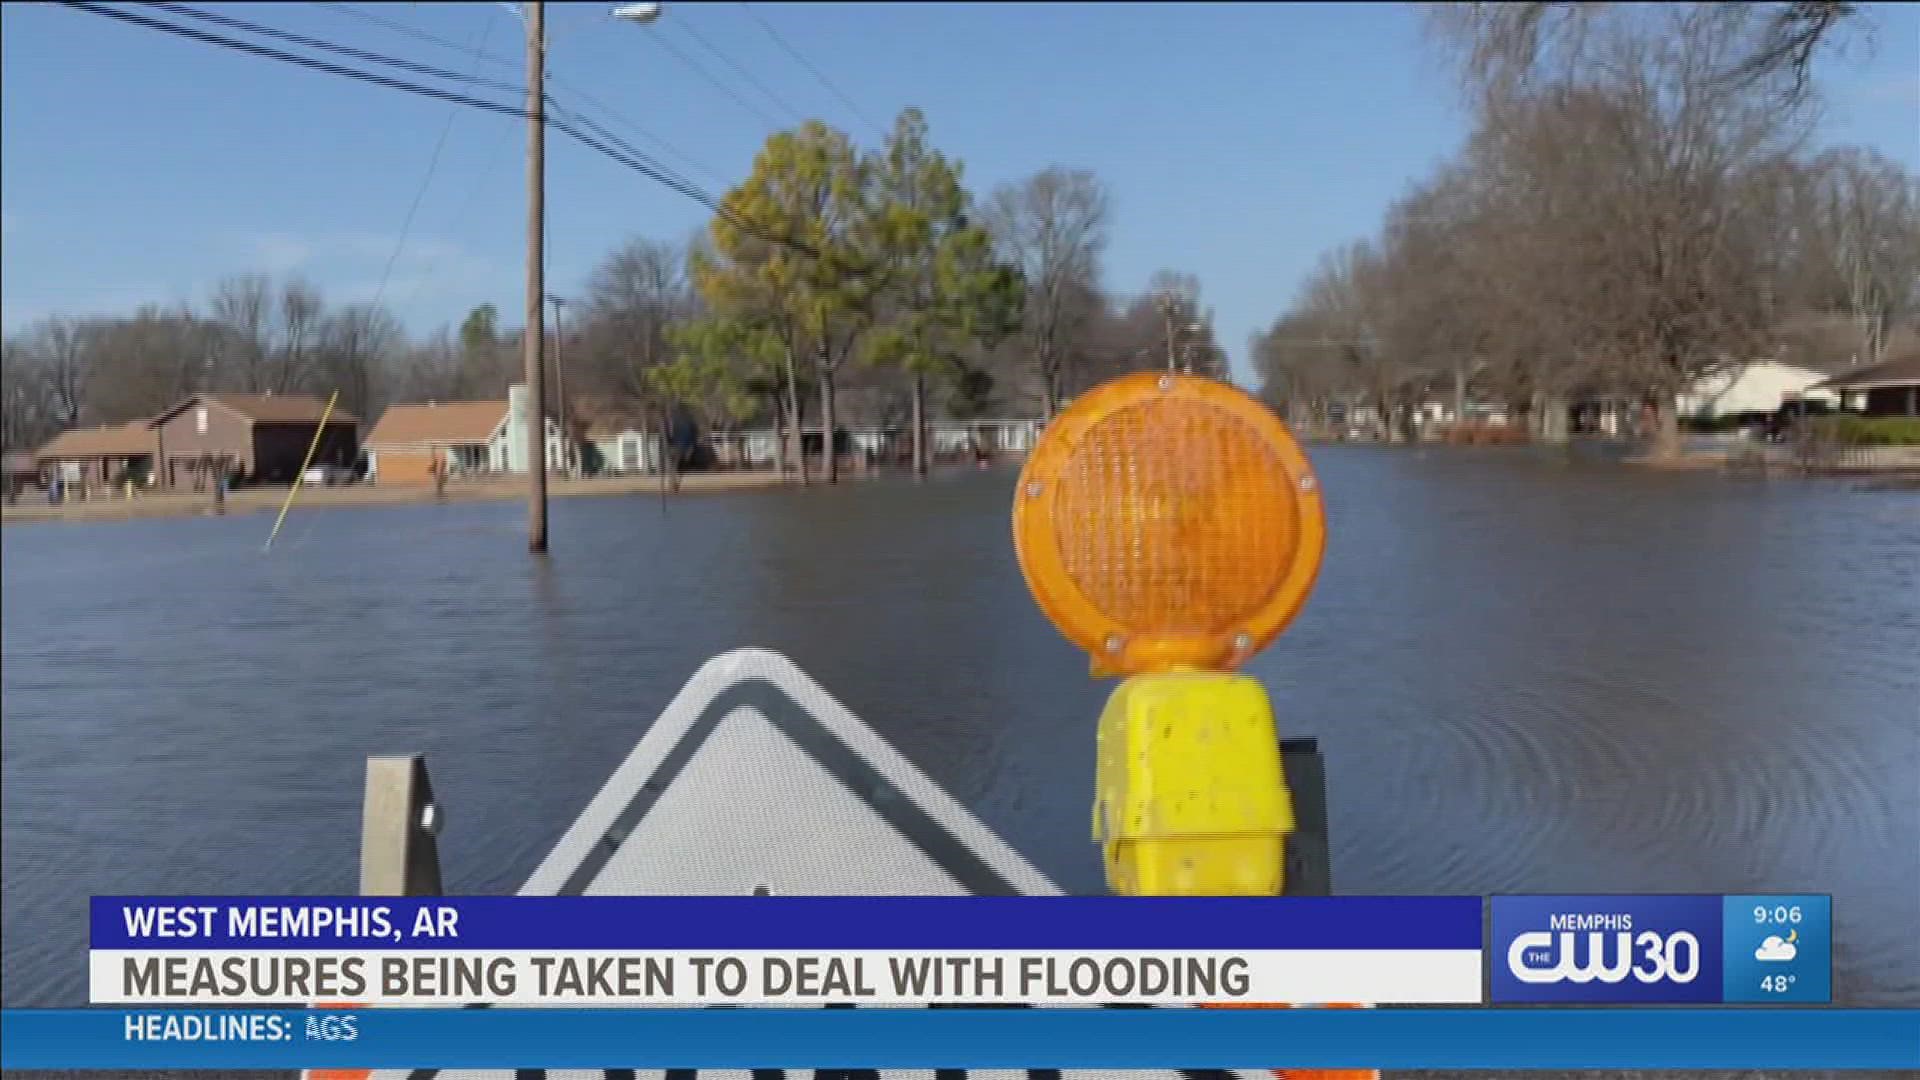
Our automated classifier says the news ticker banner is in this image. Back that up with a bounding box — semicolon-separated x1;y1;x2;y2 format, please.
89;896;1485;1006
3;1008;1916;1070
88;893;1832;1007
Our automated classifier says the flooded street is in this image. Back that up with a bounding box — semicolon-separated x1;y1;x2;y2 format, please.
3;448;1916;1007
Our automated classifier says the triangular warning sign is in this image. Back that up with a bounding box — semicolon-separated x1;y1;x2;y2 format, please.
521;647;1056;897
345;649;1267;1080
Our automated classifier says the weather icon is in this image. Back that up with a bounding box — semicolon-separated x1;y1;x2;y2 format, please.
1755;929;1799;962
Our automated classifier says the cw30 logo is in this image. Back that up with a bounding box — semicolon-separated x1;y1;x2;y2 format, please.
1506;929;1702;985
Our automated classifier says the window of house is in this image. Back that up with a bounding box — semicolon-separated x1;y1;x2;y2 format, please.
195;408;208;434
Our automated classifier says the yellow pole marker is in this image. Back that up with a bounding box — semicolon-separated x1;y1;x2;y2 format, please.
265;389;340;551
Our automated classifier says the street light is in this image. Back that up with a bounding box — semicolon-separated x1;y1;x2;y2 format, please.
518;1;663;553
499;2;660;26
610;2;662;22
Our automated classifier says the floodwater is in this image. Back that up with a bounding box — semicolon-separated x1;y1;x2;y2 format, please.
2;448;1916;1007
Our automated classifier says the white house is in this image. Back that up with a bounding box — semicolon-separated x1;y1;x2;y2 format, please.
1675;360;1837;419
587;421;663;475
929;419;1043;454
498;384;574;475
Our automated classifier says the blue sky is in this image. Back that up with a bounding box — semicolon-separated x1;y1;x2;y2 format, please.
3;2;1916;384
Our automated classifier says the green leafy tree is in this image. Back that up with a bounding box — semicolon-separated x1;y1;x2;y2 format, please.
860;108;1024;474
692;121;875;484
660;316;776;480
458;304;499;359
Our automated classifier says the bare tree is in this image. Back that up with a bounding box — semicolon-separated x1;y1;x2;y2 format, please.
1255;309;1353;427
275;279;326;393
1352;2;1851;450
2;339;59;451
13;317;100;428
986;168;1110;418
207;273;329;394
1424;2;1864;111
209;273;273;393
86;305;225;421
319;302;405;419
579;238;693;406
394;328;464;405
1785;149;1920;366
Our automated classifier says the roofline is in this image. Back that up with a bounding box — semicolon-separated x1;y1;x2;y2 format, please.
1815;377;1920;391
365;438;496;451
148;395;252;428
148;393;357;426
1809;354;1920;391
361;406;521;449
34;448;156;461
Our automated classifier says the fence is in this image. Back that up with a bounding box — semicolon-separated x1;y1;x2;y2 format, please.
1790;433;1920;475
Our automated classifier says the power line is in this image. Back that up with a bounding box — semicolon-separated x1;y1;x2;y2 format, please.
63;3;529;123
67;3;703;207
314;1;730;190
641;21;787;131
308;1;518;71
146;2;524;97
738;2;883;137
61;1;816;256
544;74;730;188
366;9;503;311
397;124;515;315
671;16;807;125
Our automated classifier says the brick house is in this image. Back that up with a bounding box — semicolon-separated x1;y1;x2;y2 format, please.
149;393;358;488
363;386;571;484
363;400;512;484
1811;353;1920;418
33;422;157;489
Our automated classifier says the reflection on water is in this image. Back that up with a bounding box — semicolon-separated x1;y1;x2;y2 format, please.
3;449;1916;1006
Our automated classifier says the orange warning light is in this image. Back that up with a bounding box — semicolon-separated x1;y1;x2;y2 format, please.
1012;372;1325;676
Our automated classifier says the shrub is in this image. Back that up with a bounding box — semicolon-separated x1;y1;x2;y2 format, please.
1807;415;1920;447
1683;413;1747;433
1439;421;1530;445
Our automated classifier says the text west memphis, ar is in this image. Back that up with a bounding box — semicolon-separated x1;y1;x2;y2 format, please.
103;953;1257;1005
120;904;459;944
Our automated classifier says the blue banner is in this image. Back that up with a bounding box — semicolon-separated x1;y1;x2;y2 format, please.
91;895;1482;950
4;1007;1915;1070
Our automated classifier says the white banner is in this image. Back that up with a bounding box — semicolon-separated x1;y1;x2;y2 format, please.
93;948;1482;1006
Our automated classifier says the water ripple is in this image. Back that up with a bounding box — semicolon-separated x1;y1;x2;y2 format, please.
4;456;1917;1008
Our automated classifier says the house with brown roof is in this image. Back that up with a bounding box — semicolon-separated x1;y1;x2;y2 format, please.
34;421;158;489
364;400;510;485
363;386;570;484
149;393;358;488
1811;352;1920;417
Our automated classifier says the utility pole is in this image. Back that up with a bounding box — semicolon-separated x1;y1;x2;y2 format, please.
1159;293;1178;372
523;0;549;553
